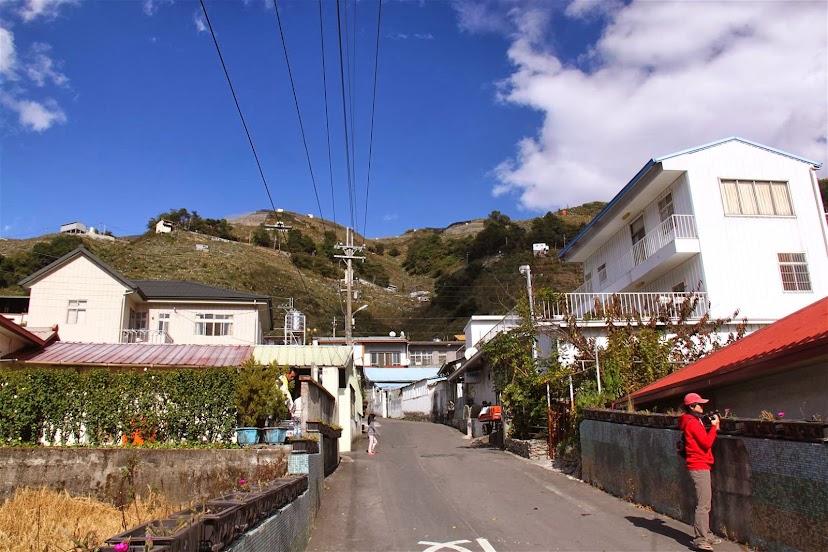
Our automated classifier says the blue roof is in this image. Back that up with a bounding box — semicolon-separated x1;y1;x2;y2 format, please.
559;137;822;259
364;367;441;383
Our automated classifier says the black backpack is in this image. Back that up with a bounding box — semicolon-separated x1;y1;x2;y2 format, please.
676;433;687;458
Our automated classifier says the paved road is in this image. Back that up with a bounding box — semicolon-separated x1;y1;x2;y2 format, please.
308;419;747;552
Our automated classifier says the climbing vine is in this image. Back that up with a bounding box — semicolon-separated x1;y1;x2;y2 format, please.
0;367;238;445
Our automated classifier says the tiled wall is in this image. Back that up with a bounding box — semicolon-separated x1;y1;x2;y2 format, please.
580;420;827;552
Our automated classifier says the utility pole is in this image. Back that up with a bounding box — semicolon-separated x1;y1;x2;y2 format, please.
335;228;365;347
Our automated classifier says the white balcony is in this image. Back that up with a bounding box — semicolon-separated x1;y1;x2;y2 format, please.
539;291;709;321
579;214;700;293
121;329;172;344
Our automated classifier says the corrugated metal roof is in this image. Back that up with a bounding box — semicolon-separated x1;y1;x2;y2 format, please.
11;342;253;367
374;382;408;390
135;280;268;301
364;367;441;383
627;297;828;405
252;345;352;367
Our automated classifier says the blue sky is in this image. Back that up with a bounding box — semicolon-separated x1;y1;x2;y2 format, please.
1;0;826;240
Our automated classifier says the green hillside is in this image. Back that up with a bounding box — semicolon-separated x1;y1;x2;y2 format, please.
0;204;603;340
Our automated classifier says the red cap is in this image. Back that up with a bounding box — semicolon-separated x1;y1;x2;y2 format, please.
684;392;709;405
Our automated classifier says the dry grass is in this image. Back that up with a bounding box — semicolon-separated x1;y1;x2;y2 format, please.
0;487;184;552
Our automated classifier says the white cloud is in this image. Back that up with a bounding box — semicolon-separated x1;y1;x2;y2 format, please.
143;0;157;16
194;13;207;33
0;27;17;78
19;0;78;22
24;43;68;87
383;214;399;222
458;0;828;212
0;94;66;131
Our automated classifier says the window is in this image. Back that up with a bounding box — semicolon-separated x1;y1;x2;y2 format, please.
778;253;812;291
129;309;148;330
157;313;170;333
369;351;400;366
598;263;607;284
410;351;433;366
438;353;447;366
720;180;793;216
583;271;593;292
195;314;233;336
67;300;87;324
672;281;687;293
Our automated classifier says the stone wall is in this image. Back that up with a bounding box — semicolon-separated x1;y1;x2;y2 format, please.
504;437;548;460
580;420;828;552
0;447;289;505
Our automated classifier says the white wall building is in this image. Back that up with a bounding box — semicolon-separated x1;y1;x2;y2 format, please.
553;137;827;328
20;247;272;345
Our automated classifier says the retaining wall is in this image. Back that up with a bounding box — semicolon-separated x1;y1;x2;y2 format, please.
504;437;548;460
0;447;289;505
580;419;827;552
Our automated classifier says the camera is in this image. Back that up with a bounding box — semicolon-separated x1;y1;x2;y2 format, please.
701;410;721;425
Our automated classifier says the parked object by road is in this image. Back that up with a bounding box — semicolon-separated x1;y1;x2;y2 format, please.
679;392;721;551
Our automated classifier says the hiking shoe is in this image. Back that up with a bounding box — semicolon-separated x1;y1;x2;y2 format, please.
708;538;723;545
695;542;714;551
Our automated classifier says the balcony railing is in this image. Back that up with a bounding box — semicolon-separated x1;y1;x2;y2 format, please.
539;291;708;321
574;215;698;293
121;329;172;344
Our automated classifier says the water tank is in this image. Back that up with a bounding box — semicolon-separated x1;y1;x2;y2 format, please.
285;310;306;333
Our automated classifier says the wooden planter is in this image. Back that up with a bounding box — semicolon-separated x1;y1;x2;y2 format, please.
288;438;319;454
170;502;244;551
209;491;270;528
718;418;740;434
774;421;827;442
306;421;322;432
106;517;203;552
740;420;778;438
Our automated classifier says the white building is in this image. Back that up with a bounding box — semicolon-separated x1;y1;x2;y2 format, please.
156;220;174;234
60;222;87;235
553;137;827;328
20;247;272;345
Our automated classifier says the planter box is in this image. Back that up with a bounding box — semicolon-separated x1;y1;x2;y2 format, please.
261;427;287;445
106;517;203;552
306;421;321;432
170;502;244;551
209;491;270;528
235;427;259;446
740;420;778;439
718;418;740;435
288;438;319;454
774;421;827;442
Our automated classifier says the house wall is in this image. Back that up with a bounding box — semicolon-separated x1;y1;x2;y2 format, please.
361;341;407;367
577;142;828;324
580;420;827;552
670;141;828;322
400;379;436;419
464;315;521;348
408;342;462;367
695;362;827;421
26;256;129;343
126;302;263;345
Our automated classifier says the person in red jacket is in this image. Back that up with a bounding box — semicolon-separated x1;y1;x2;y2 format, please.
679;392;722;551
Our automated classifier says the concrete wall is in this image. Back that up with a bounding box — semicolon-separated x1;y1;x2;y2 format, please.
0;447;289;506
580;420;827;552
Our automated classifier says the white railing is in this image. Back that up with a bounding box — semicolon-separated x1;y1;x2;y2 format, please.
579;214;698;289
472;311;522;349
540;291;708;321
631;214;697;266
121;329;172;344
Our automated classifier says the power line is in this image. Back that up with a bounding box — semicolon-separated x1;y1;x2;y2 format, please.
335;0;356;231
361;0;383;242
272;0;327;229
318;0;338;237
199;0;276;212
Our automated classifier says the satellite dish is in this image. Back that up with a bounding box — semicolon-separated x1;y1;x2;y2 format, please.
464;347;478;360
389;331;396;337
400;331;405;338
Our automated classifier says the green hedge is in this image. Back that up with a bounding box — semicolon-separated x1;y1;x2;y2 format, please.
0;367;238;445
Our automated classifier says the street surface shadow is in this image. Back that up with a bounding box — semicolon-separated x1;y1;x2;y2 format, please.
625;516;694;548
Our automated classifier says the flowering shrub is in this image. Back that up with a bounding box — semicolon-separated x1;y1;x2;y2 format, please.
0;367;238;445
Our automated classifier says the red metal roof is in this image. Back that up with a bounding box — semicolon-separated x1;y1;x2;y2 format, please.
10;342;254;368
0;315;47;347
628;297;828;405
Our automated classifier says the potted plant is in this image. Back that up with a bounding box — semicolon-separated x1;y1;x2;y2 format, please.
234;358;290;446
